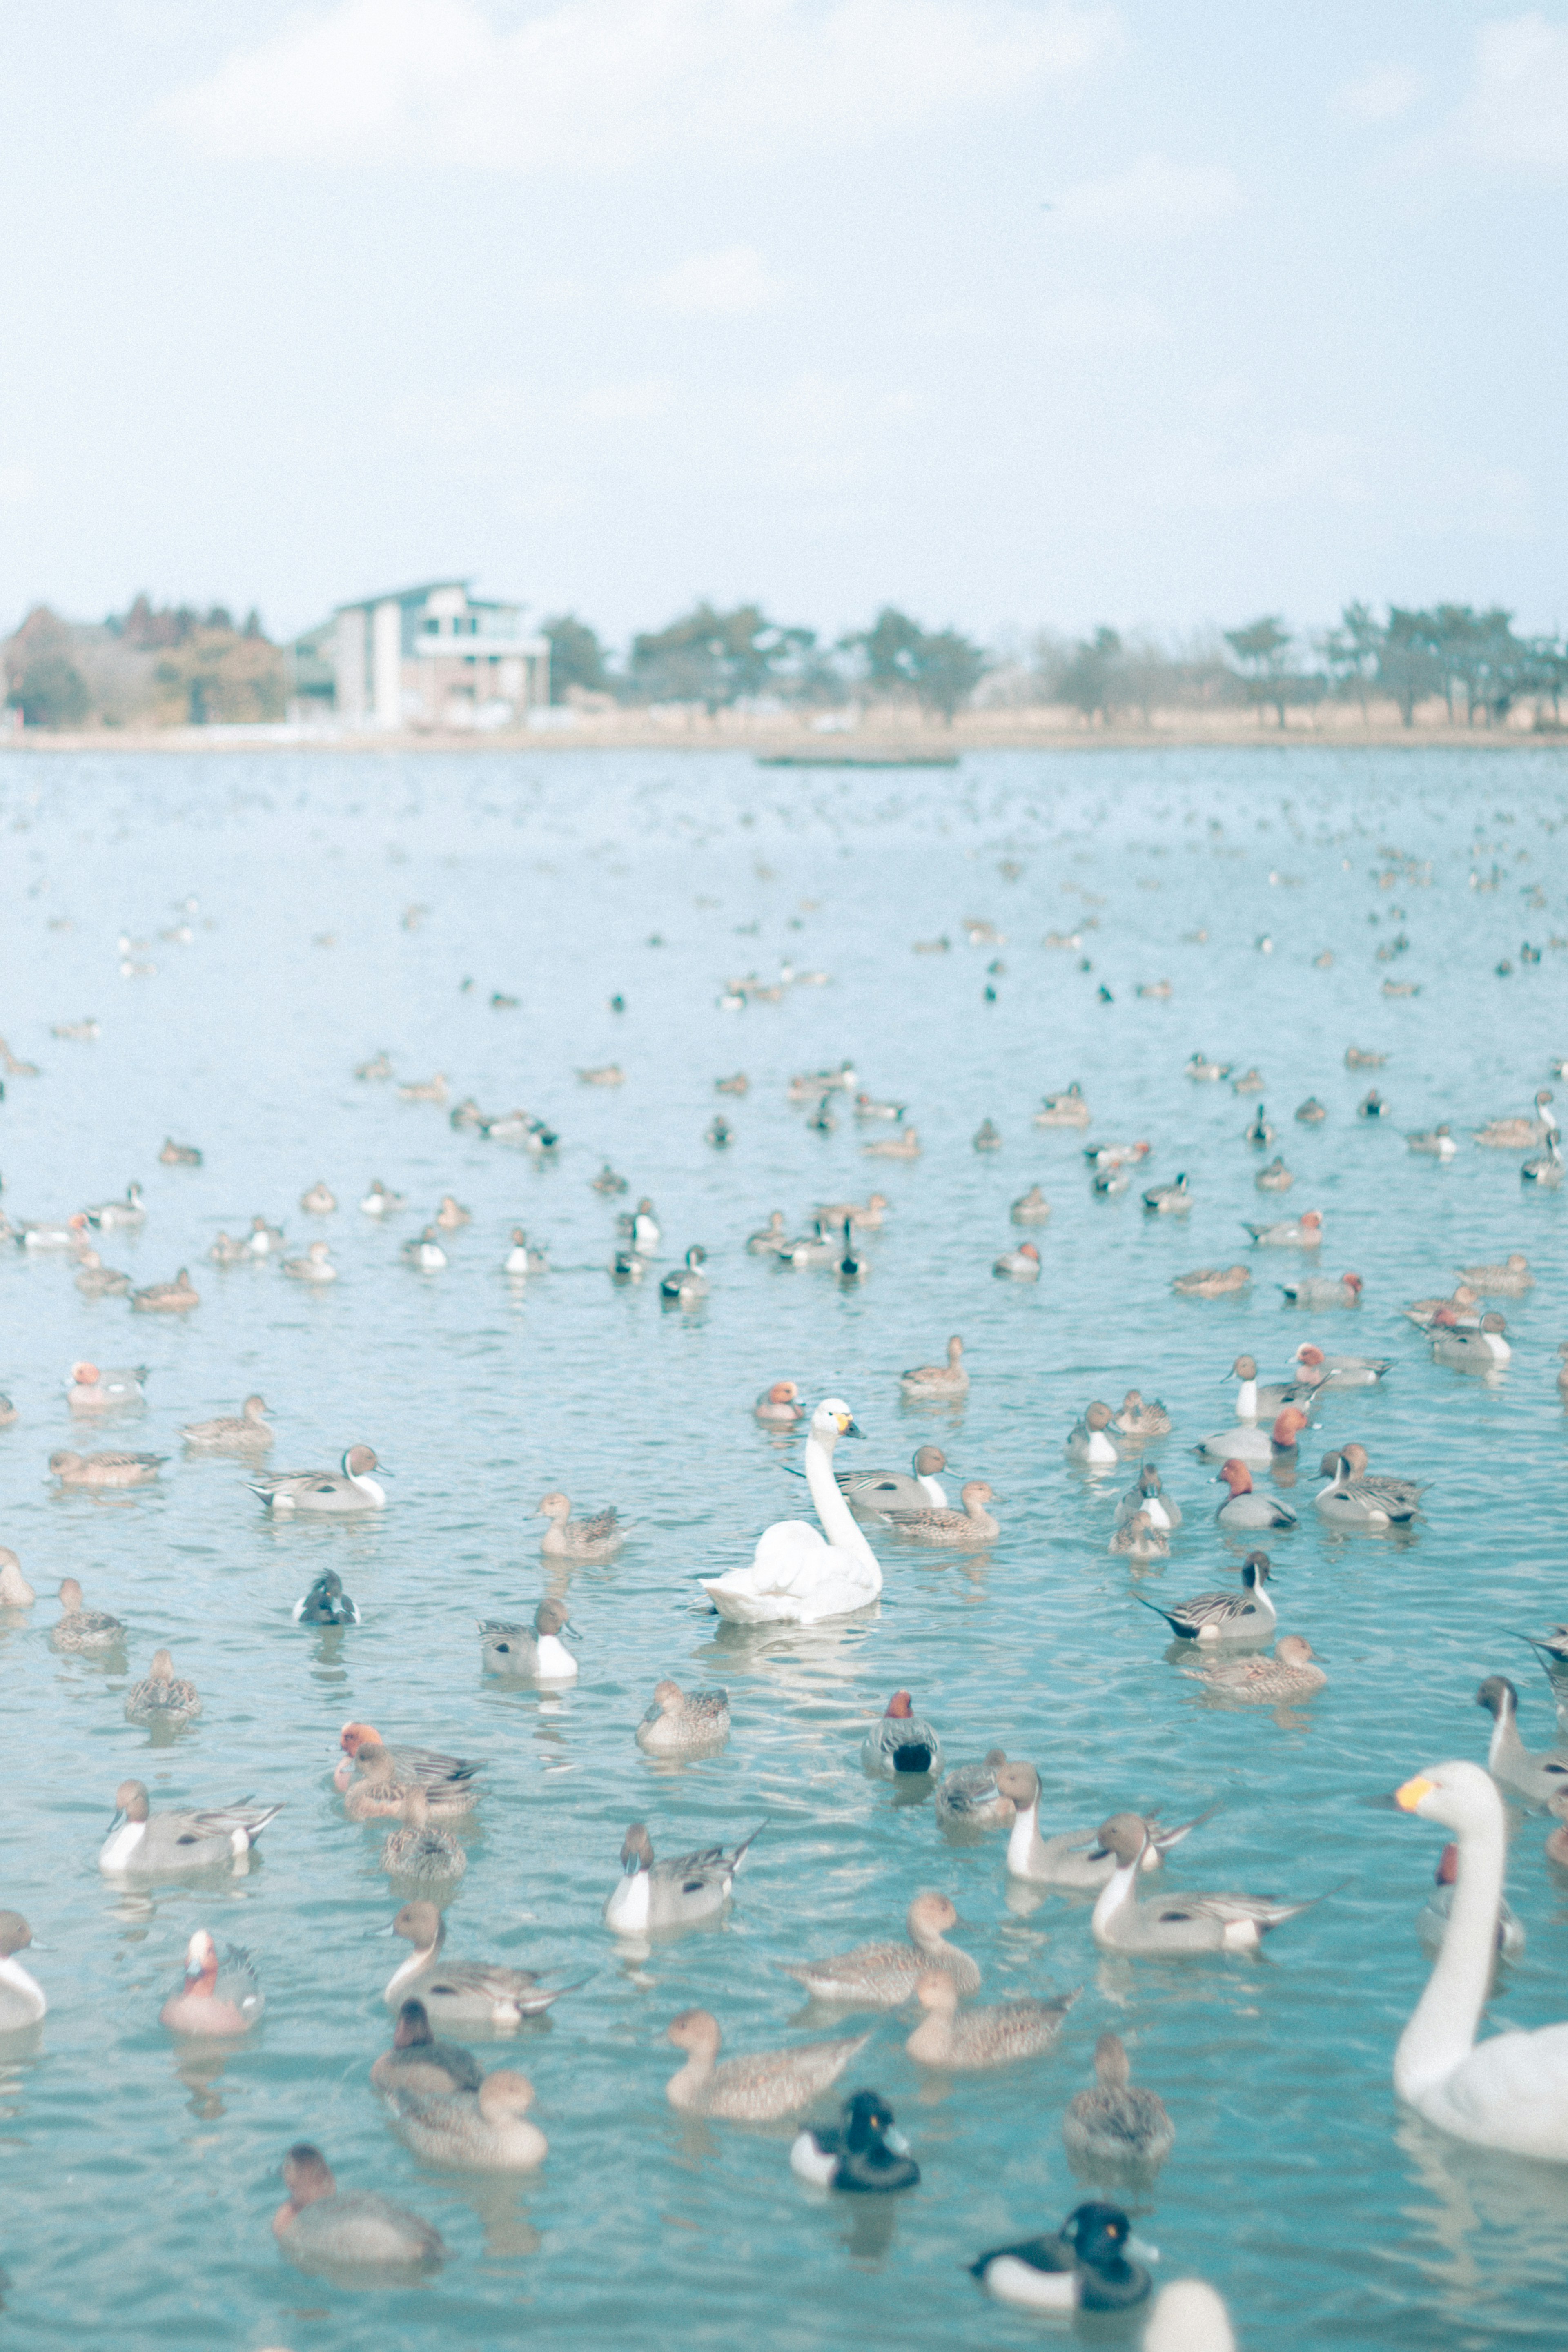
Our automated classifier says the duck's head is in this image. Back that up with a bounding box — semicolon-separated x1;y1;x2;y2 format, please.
391;1900;443;1949
906;1892;958;1939
111;1780;150;1826
1092;1813;1153;1867
393;1999;434;2050
620;1823;655;1875
841;2088;897;2147
1274;1636;1316;1668
1084;1401;1112;1432
1216;1459;1254;1494
537;1492;571;1522
1229;1355;1257;1382
343;1445;381;1477
993;1760;1040;1808
0;1912;33;1958
1138;1463;1162;1495
1241;1552;1271;1588
281;2144;335;2209
1062;2202;1134;2272
913;1446;946;1475
1475;1675;1517;1722
534;1598;574;1639
1271;1405;1308;1447
183;1929;218;1985
666;2007;720;2058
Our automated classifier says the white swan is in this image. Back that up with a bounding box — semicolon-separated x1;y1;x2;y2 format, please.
1391;1758;1568;2158
701;1400;881;1624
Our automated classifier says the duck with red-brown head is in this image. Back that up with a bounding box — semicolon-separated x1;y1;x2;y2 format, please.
272;2142;446;2272
862;1690;942;1778
1214;1460;1298;1531
160;1930;263;2036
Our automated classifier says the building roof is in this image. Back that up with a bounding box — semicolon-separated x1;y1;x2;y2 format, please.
332;579;475;617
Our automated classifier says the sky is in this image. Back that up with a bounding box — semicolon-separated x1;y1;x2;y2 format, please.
2;0;1566;649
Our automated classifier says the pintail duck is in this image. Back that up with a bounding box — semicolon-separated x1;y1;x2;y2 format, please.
434;1195;470;1229
50;1448;164;1488
1245;1209;1322;1249
244;1215;285;1255
1255;1155;1294;1190
1113;1391;1172;1439
1357;1089;1388;1118
51;1577;125;1649
906;1968;1076;2071
182;1395;272;1448
300;1180;336;1213
1115;1463;1180;1532
1214;1460;1297;1529
293;1570;359;1625
333;1722;481;1797
890;1482;999;1546
1431;1310;1510;1370
791;2089;918;2192
383;1900;583;2027
1010;1186;1051;1224
993;1764;1207;1887
282;1239;336;1281
125;1649;201;1725
359;1179;404;1216
592;1161;630;1191
1278;1270;1361;1308
1523;1129;1564;1185
1139;1554;1274;1642
0;1552;36;1608
900;1336;967;1397
783;1893;979;2008
1172;1265;1250;1298
1407;1123;1458;1158
755;1379;805;1424
973;1118;1002;1152
74;1250;130;1297
503;1229;548;1275
1419;1841;1525;1960
1108;1510;1168;1560
862;1690;942;1776
1314;1447;1423;1526
1185;1054;1229;1081
617;1200;661;1250
747;1213;789;1256
1090;1813;1312;1952
1458;1252;1532;1295
1064;2034;1175;2169
1475;1677;1568;1805
160;1931;261;2035
862;1125;921;1158
539;1491;628;1558
398;1073;448;1104
935;1750;1013;1832
403;1226;447;1270
209;1231;254;1265
665;2008;870;2121
381;1790;467;1883
1243;1107;1276;1147
85;1183;145;1229
661;1245;708;1303
66;1361;148;1411
388;2068;547;2173
1197;1356;1274;1463
815;1193;889;1230
478;1598;578;1681
1183;1635;1325;1703
0;1913;46;2029
605;1821;763;1934
1475;1089;1555;1148
101;1780;281;1876
971;2201;1151;2314
1036;1083;1091;1126
993;1241;1041;1278
833;1446;947;1514
273;2143;445;2273
131;1267;199;1312
1066;1402;1118;1465
1295;1096;1327;1123
249;1445;385;1512
371;1998;483;2095
158;1138;202;1166
636;1679;729;1756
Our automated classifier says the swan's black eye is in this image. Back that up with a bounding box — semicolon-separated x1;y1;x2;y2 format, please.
496;1643;510;1654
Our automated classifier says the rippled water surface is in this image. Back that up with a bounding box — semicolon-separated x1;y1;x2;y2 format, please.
2;744;1568;2350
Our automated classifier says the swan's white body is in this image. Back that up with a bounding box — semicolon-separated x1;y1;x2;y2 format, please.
1393;1759;1568;2158
702;1401;881;1624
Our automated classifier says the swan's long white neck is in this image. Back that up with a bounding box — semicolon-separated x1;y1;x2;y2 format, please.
1395;1795;1506;2100
805;1422;879;1571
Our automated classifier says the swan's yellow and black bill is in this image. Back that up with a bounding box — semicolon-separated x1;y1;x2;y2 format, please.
1394;1775;1436;1812
835;1413;863;1437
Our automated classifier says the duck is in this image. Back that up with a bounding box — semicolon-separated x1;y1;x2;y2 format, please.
1475;1089;1556;1149
0;1913;46;2029
1066;1402;1119;1466
477;1598;578;1681
1172;1265;1251;1298
272;2142;445;2273
815;1192;890;1231
1407;1123;1458;1158
1291;1341;1390;1388
293;1570;359;1626
403;1226;447;1270
208;1232;254;1265
853;1094;905;1122
182;1395;273;1448
159;1931;262;2035
359;1179;404;1216
538;1492;628;1559
635;1679;730;1756
1254;1155;1294;1190
972;1118;1002;1152
747;1213;789;1256
387;2069;547;2173
702;1399;881;1624
862;1124;921;1160
1089;1814;1311;1953
15;1212;90;1251
790;2089;918;2192
0;1552;36;1609
1419;1842;1525;1962
993;1241;1041;1279
935;1751;1014;1832
1113;1392;1173;1440
85;1183;145;1229
660;1245;708;1303
664;2008;870;2122
907;1969;1076;2071
715;1074;748;1097
333;1723;481;1798
1314;1449;1423;1528
50;1448;164;1489
993;1766;1207;1888
1011;1186;1051;1224
245;1214;285;1256
125;1649;202;1725
382;1901;582;2026
1064;2035;1175;2170
1458;1252;1532;1295
886;1483;999;1547
1243;1107;1276;1147
900;1336;967;1397
381;1790;467;1883
51;1577;125;1650
604;1821;763;1933
1232;1067;1265;1095
1384;1758;1568;2157
782;1893;980;2007
970;2203;1151;2316
1279;1270;1362;1309
354;1051;393;1080
158;1138;202;1166
861;1691;943;1777
370;1998;483;2095
1404;1285;1480;1330
592;1161;631;1193
1523;1129;1564;1186
1214;1461;1297;1530
1358;1089;1388;1119
100;1780;281;1876
1474;1677;1568;1805
618;1199;662;1250
1431;1310;1510;1370
755;1380;805;1424
343;1743;477;1822
300;1180;336;1214
74;1250;130;1297
1185;1054;1229;1082
1091;1160;1132;1196
578;1062;624;1087
1244;1210;1322;1249
1182;1636;1325;1704
130;1268;199;1313
836;1445;947;1514
1138;1554;1274;1643
282;1239;337;1282
1115;1461;1181;1532
1109;1510;1168;1560
398;1072;448;1104
65;1361;148;1411
503;1229;548;1276
1083;1139;1151;1170
1196;1357;1271;1463
1034;1084;1091;1129
248;1445;386;1513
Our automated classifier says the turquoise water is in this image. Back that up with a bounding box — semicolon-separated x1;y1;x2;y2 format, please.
0;744;1565;2350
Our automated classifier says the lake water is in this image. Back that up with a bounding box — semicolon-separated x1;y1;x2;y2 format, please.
0;743;1566;2351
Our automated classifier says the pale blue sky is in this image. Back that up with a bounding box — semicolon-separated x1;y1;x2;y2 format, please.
2;0;1565;647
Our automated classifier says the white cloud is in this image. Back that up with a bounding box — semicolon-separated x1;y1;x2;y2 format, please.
1036;294;1166;351
1143;429;1369;518
1332;63;1423;125
160;0;1121;170
1460;11;1568;180
0;466;35;505
578;377;679;423
639;246;787;317
1050;151;1241;239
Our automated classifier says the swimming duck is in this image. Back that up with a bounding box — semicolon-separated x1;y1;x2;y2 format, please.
617;1200;662;1250
159;1931;262;2035
344;1743;478;1822
74;1250;131;1297
706;1115;734;1149
1084;1139;1151;1170
1089;1814;1311;1953
1064;2035;1175;2170
747;1212;789;1256
1108;1510;1168;1560
853;1094;905;1123
1475;1090;1555;1149
332;1724;481;1797
477;1599;578;1681
1358;1089;1388;1118
1475;1677;1568;1805
863;1125;921;1159
1115;1462;1181;1532
182;1395;272;1448
1403;1285;1480;1330
1291;1341;1390;1388
1419;1841;1525;1961
381;1791;467;1883
1232;1067;1265;1095
755;1379;805;1424
993;1241;1041;1278
1278;1270;1362;1309
1183;1635;1325;1704
816;1192;890;1231
403;1226;447;1270
371;1998;483;2096
387;2068;548;2173
1113;1392;1173;1440
1522;1129;1564;1186
1345;1046;1386;1068
502;1229;548;1276
282;1239;337;1282
85;1183;145;1229
973;1118;1002;1152
125;1649;202;1725
1036;1085;1091;1127
1091;1160;1133;1196
432;1195;470;1231
273;2143;445;2274
1138;1554;1274;1643
862;1690;943;1777
293;1570;359;1626
0;1913;46;2029
661;1244;708;1303
790;2089;918;2192
1254;1156;1294;1190
13;1212;88;1252
245;1215;285;1256
50;1448;164;1489
51;1577;125;1649
592;1161;631;1193
65;1361;148;1412
158;1138;202;1166
355;1052;393;1080
131;1267;199;1313
715;1074;748;1097
1245;1210;1322;1249
837;1446;947;1514
1185;1054;1229;1082
702;1399;882;1624
1243;1107;1276;1147
1431;1310;1510;1370
578;1063;624;1087
249;1445;386;1513
1172;1265;1251;1298
300;1180;336;1214
382;1901;582;2026
1214;1461;1297;1529
1457;1253;1532;1295
935;1750;1014;1832
783;1893;980;2007
101;1780;281;1876
604;1821;763;1933
1295;1097;1327;1123
636;1680;730;1756
993;1766;1206;1888
398;1072;448;1104
1196;1358;1272;1464
1011;1186;1052;1224
888;1483;1000;1547
0;1552;35;1608
1066;1402;1119;1466
665;2009;870;2122
1143;1174;1191;1214
906;1969;1077;2071
1407;1124;1458;1158
538;1492;628;1559
1314;1448;1423;1528
360;1180;404;1216
970;2202;1151;2315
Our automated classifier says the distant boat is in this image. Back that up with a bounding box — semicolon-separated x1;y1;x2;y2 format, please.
755;751;960;769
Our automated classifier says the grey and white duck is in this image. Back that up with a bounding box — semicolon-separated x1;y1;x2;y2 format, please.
1137;1553;1275;1643
383;1901;584;2027
604;1821;763;1934
782;1893;980;2008
477;1599;578;1681
994;1764;1209;1888
1089;1813;1312;1953
100;1780;281;1877
835;1445;947;1514
1475;1677;1568;1806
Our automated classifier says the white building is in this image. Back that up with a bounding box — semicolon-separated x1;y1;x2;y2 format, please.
288;580;549;729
